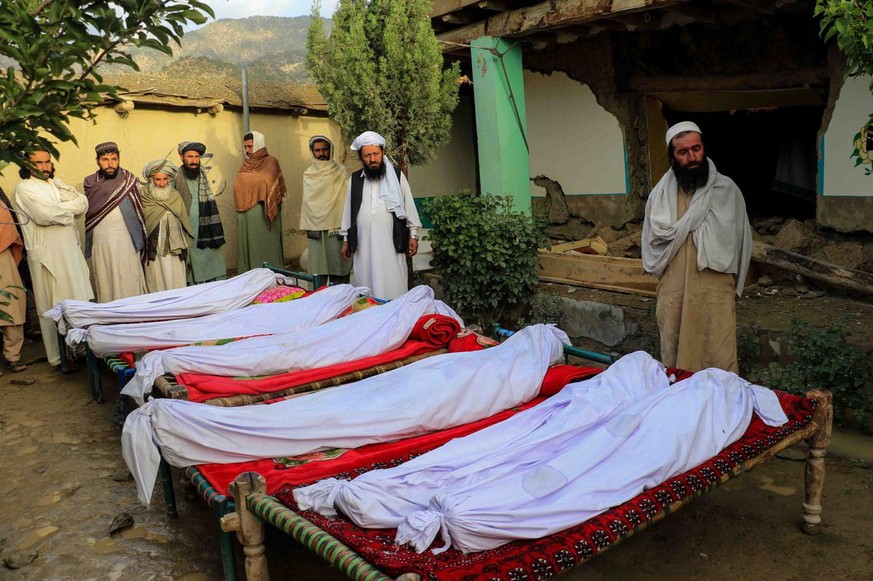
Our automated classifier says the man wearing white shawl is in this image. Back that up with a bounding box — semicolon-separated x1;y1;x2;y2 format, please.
301;136;352;283
340;131;422;299
13;149;94;367
642;122;752;373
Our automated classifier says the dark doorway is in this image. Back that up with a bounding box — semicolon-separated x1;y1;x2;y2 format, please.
663;106;824;221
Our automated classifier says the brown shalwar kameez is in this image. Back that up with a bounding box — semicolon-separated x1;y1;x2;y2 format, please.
655;189;738;373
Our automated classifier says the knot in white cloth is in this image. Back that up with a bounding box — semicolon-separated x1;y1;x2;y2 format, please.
293;478;348;517
44;303;64;323
65;328;89;348
396;505;453;554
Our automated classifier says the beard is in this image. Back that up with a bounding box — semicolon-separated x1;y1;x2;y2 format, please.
98;168;118;180
182;164;200;180
362;160;386;181
672;158;710;193
148;184;172;202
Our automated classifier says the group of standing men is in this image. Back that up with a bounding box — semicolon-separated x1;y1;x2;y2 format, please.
1;128;423;371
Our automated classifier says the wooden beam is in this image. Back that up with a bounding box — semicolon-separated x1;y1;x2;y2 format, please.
538;251;658;296
477;0;509;11
430;0;483;18
438;0;690;47
442;12;477;24
751;241;873;296
629;67;831;92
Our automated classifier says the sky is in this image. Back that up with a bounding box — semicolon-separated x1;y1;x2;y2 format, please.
201;0;334;23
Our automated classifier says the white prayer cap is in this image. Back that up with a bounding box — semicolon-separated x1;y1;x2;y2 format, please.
665;121;702;146
350;131;386;151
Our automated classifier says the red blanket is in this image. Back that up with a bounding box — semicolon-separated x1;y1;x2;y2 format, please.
178;314;462;402
194;364;602;495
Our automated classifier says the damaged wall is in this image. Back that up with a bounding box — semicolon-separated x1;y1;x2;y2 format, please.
818;73;873;233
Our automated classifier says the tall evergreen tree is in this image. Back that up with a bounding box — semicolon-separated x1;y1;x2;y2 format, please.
307;0;460;174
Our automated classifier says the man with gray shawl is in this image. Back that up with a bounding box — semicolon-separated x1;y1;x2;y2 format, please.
301;135;351;284
142;160;194;292
175;141;226;283
642;121;752;373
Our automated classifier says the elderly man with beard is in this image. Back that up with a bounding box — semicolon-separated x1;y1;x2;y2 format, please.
13;149;93;368
141;160;194;292
642;122;753;373
340;131;421;299
83;142;147;302
301;135;351;284
175;141;226;284
233;131;286;272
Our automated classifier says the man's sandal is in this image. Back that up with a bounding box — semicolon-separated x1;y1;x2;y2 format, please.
5;361;27;373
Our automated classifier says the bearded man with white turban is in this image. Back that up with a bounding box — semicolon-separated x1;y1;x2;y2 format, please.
301;135;352;284
642;121;753;373
141;160;194;292
233;131;287;272
340;131;422;299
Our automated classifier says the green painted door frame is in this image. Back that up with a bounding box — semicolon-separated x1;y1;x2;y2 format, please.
471;36;531;214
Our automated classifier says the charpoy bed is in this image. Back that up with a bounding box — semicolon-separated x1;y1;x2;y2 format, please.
80;266;320;403
213;381;831;581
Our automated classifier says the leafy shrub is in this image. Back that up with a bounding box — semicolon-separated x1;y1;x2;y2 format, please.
737;323;763;377
423;192;548;328
751;318;873;429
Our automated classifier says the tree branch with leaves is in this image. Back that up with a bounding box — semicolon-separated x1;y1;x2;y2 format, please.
0;0;214;166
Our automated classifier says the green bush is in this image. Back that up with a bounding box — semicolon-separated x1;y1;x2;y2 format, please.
423;192;548;328
751;318;873;429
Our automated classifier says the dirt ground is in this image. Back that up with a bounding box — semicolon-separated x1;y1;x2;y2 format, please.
1;290;873;581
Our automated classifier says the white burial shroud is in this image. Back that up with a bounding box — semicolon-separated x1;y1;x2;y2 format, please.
45;267;282;332
120;285;457;405
122;323;569;506
65;284;365;356
298;352;788;555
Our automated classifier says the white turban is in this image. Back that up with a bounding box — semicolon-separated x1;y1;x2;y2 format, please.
143;159;178;181
244;130;266;158
665;121;702;146
349;131;406;219
350;131;386;151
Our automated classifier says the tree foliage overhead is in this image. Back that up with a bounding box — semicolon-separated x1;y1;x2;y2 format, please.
307;0;460;173
815;0;873;91
0;0;214;166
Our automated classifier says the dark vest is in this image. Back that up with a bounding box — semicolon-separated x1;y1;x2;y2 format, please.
347;167;409;254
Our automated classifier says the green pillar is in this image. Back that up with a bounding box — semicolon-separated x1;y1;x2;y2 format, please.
471;36;531;214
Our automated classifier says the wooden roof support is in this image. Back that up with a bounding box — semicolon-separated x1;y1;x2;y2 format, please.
629;66;830;92
430;0;486;18
437;0;690;47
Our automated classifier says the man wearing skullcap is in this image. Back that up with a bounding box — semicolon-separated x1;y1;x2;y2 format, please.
141;160;194;292
642;122;752;373
301;135;351;284
175;141;226;283
13;148;93;368
83;142;147;302
233;131;286;272
340;131;422;299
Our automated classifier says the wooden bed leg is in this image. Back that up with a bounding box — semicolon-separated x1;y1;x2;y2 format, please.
802;389;833;535
225;473;269;581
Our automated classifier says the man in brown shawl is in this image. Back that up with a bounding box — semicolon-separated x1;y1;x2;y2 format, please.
82;142;147;302
141;160;194;292
233;131;286;272
0;186;27;373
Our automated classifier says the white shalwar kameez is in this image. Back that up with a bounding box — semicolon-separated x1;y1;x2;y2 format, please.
13;177;93;365
144;211;188;293
120;285;459;405
46;267;281;331
298;352;787;555
122;323;568;506
91;206;147;302
66;284;364;356
342;172;421;300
